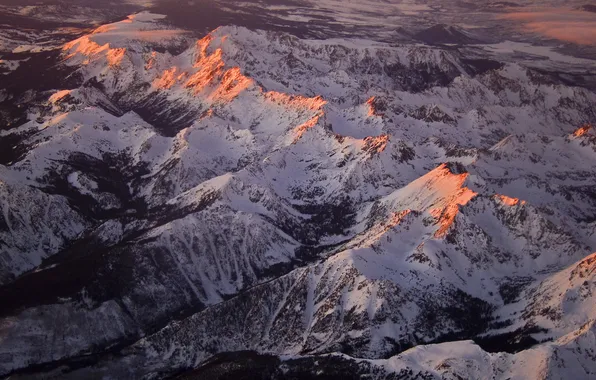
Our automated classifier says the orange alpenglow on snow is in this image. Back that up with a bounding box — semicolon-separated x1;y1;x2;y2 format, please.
106;48;126;66
210;67;253;101
366;96;384;117
63;37;127;66
263;91;327;111
63;37;103;57
495;194;526;206
573;124;592;137
293;115;322;143
153;67;188;90
388;210;412;228
183;35;254;100
195;34;214;60
147;34;255;100
185;47;226;92
363;134;389;153
61;13;187;68
261;91;327;143
145;51;157;70
91;23;117;34
49;90;72;103
430;200;476;238
427;164;477;238
200;109;214;120
570;253;596;280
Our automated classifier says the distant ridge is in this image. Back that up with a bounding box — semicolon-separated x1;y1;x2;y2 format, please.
413;24;480;45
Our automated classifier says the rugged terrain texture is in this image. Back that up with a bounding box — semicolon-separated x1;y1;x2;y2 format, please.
0;12;595;379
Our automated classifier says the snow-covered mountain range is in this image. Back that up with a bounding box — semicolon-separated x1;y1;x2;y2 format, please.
0;11;595;379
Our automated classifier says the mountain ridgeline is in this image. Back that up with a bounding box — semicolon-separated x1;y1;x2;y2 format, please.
0;12;595;380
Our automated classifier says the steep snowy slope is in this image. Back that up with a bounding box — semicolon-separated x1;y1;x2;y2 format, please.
178;317;595;380
9;253;595;379
0;11;595;379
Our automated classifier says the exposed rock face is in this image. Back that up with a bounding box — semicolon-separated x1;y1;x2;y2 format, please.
0;12;595;379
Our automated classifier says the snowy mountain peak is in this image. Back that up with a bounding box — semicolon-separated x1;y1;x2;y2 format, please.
573;123;593;138
494;194;527;207
63;12;187;64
